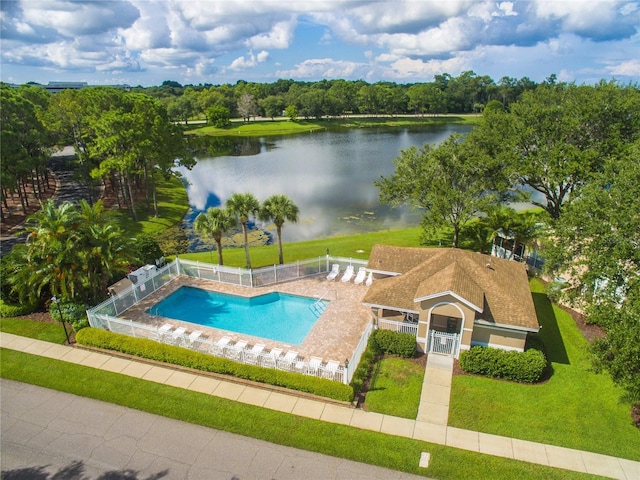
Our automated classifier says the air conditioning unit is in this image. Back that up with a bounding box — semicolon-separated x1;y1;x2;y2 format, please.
127;264;156;284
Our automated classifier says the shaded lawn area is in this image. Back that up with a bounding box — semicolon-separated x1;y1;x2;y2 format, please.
0;349;604;480
114;175;190;237
364;357;424;419
448;279;640;461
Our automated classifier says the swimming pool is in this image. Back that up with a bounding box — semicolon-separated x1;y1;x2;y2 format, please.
147;286;323;345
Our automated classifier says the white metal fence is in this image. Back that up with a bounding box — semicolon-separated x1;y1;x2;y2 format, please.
87;256;371;384
344;322;374;384
427;330;460;356
378;318;419;335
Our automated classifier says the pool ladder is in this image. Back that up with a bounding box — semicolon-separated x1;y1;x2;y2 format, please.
309;292;329;318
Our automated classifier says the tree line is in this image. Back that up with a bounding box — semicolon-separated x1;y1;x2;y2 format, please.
140;71;545;123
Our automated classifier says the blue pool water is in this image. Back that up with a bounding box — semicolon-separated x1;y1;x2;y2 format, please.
147;286;322;345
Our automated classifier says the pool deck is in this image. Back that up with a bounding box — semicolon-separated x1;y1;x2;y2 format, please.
121;274;373;366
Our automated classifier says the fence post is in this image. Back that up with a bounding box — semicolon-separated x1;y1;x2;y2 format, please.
130;320;136;337
344;360;349;384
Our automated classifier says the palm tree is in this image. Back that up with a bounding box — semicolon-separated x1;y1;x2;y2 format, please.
193;207;236;265
9;199;134;305
226;192;260;269
508;212;542;261
260;194;300;264
15;200;82;302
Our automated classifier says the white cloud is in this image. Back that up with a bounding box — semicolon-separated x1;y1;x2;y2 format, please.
606;58;640;76
386;55;471;79
276;58;365;79
246;19;296;49
21;0;139;37
227;50;270;71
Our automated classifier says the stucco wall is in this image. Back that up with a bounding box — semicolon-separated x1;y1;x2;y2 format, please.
471;324;527;351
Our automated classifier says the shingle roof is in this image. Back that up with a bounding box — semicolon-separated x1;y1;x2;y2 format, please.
362;245;539;331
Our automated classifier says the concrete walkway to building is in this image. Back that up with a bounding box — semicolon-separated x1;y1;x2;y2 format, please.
417;355;453;426
1;333;639;480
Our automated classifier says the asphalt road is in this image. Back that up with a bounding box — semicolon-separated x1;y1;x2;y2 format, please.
1;380;430;480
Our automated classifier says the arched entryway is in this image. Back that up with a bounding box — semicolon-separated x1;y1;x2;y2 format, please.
425;302;464;357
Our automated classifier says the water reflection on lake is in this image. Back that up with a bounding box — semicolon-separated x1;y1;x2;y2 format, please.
177;124;472;250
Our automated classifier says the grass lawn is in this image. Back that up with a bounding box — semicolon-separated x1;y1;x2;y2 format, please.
179;227;424;267
364;357;425;419
115;174;190;237
448;278;640;461
185;115;479;137
0;318;67;343
186;120;325;136
0;348;604;480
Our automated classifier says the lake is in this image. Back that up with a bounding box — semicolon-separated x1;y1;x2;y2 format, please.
176;124;472;249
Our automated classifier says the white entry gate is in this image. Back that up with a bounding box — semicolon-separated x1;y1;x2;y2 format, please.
427;330;460;357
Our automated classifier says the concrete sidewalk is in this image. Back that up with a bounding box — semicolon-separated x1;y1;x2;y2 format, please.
1;333;638;480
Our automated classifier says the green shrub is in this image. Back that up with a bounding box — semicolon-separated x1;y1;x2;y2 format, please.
459;345;547;383
76;328;354;402
49;301;89;331
133;234;164;266
0;299;38;318
372;329;416;358
349;334;379;395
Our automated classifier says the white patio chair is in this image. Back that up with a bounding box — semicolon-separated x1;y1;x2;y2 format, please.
263;348;283;369
308;356;323;376
209;336;231;356
225;339;248;361
365;271;373;286
323;360;340;380
153;323;172;341
326;263;340;281
353;267;367;285
245;343;265;365
186;330;202;347
277;350;299;371
169;326;186;345
340;265;355;282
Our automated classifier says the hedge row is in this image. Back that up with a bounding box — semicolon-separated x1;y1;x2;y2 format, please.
372;329;416;358
459;345;547;383
76;328;354;402
0;300;38;318
350;334;379;395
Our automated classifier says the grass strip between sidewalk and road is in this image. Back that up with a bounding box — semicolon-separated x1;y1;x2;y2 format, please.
0;349;604;480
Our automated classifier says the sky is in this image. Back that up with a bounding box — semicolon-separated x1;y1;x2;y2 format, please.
1;0;639;87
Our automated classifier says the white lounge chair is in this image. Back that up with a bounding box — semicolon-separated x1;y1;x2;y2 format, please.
323;360;340;380
340;265;355;282
209;336;231;356
169;327;187;345
278;350;299;371
154;323;172;341
263;347;283;369
245;343;266;365
309;356;323;376
187;330;202;346
225;339;248;361
365;271;373;286
353;267;367;285
326;263;340;281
